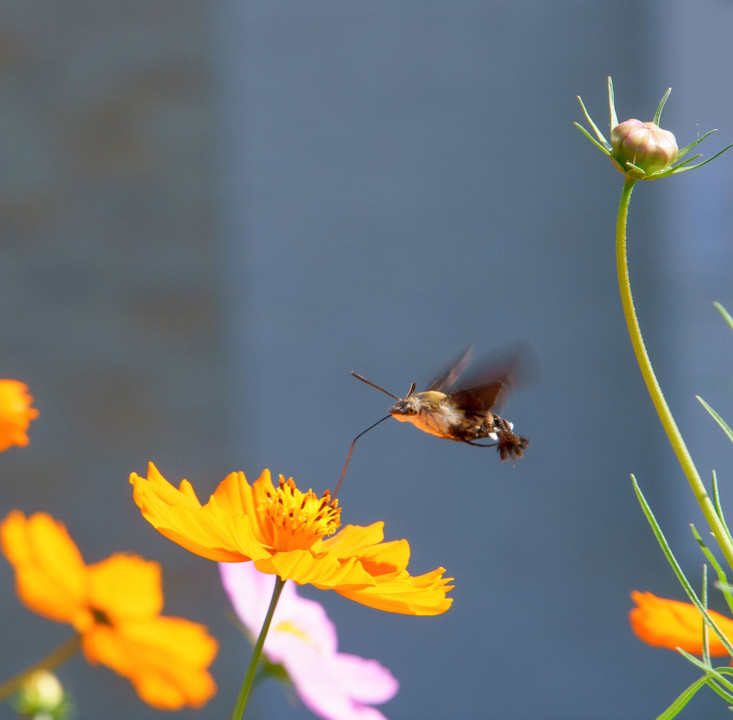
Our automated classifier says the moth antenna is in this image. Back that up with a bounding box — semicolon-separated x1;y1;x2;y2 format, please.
334;415;391;498
404;382;417;399
351;371;401;400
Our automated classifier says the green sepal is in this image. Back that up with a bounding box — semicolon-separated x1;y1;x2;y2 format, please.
607;76;618;134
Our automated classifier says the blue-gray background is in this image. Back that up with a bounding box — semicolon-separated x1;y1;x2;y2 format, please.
2;2;733;718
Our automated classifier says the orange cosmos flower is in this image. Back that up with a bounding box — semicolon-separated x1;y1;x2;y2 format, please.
1;511;218;710
630;590;733;656
130;463;453;616
0;380;39;452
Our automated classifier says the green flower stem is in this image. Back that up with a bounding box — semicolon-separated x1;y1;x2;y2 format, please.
230;574;286;720
0;633;81;701
617;178;733;569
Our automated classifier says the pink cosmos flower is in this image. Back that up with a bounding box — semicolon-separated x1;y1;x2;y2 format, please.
220;562;399;720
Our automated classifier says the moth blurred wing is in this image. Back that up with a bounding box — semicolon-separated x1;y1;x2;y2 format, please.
450;344;536;412
426;346;473;392
450;381;507;413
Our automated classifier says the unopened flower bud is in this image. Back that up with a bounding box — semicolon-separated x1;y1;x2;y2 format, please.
577;78;731;181
611;119;678;177
13;670;70;719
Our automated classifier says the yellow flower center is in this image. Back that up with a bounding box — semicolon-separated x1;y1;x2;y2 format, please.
261;477;341;551
274;619;311;643
72;605;114;635
90;606;114;626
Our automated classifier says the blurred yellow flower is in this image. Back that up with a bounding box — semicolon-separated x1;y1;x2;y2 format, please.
630;590;733;656
0;380;39;452
1;511;218;710
131;463;453;616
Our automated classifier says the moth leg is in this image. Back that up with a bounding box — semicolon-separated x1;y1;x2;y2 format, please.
462;440;498;448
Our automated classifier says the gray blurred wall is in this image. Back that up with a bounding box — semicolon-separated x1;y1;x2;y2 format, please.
2;2;733;719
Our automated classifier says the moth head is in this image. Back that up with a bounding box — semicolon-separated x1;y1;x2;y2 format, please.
389;389;442;421
389;394;421;420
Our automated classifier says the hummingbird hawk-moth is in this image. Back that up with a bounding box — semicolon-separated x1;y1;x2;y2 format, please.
352;346;530;462
334;346;531;496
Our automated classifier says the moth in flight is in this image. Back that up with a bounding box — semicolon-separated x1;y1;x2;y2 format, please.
352;346;530;462
335;346;531;496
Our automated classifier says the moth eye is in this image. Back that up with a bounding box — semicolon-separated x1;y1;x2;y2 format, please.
407;406;417;415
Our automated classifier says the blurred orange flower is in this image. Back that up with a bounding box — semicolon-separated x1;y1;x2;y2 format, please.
130;463;453;616
630;590;733;656
1;511;218;710
0;380;39;452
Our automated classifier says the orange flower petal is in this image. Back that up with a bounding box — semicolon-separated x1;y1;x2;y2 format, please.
82;616;218;710
332;531;412;576
630;590;733;656
130;464;269;562
336;567;455;616
0;380;39;452
254;549;376;589
87;554;163;622
318;522;387;556
131;463;204;512
1;511;88;625
211;467;274;539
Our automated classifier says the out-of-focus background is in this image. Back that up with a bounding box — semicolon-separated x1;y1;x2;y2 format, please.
2;2;733;718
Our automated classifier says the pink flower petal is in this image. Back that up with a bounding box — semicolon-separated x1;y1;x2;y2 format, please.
327;653;399;704
219;562;398;720
286;647;398;720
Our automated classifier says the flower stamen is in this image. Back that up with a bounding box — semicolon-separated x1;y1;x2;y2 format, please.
260;477;341;551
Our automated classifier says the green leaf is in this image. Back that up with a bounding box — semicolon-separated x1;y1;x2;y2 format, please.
654;676;710;720
713;471;729;527
677;652;733;701
632;475;733;656
711;471;733;564
708;667;733;710
633;474;700;599
704;677;733;705
697;396;733;444
714;302;733;331
702;565;711;664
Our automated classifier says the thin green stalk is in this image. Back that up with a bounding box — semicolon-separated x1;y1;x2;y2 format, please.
0;634;81;701
230;575;286;720
616;177;733;569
